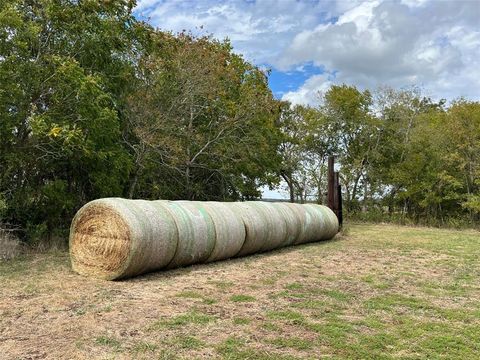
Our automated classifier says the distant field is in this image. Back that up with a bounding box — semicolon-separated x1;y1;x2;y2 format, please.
1;224;479;359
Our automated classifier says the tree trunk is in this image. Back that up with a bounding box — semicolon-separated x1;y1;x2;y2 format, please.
185;165;193;200
344;185;351;211
363;175;368;212
351;172;363;205
281;172;295;203
128;171;139;199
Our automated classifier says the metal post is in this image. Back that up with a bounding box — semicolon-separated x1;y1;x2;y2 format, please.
334;171;339;212
335;171;343;228
327;156;335;210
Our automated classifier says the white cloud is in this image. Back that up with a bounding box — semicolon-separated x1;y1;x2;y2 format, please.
135;0;480;105
282;73;334;106
277;0;480;104
135;0;160;12
134;0;338;64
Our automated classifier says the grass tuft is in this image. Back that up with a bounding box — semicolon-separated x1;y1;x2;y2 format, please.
150;309;216;330
230;294;256;302
269;336;313;350
95;335;121;351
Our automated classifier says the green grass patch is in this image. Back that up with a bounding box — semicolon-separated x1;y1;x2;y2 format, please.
262;322;281;332
202;297;218;305
211;280;235;289
233;317;250;325
320;289;352;302
95;335;121;351
308;316;355;340
150;309;216;329
175;290;218;304
216;336;246;354
132;341;158;353
284;282;303;290
172;335;205;349
273;290;307;299
266;310;306;325
269;336;313;350
230;294;256;302
216;336;297;360
291;299;329;310
364;293;430;312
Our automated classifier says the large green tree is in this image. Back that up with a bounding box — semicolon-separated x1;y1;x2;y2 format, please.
0;0;143;239
276;103;335;203
441;100;480;221
125;32;281;201
320;85;378;211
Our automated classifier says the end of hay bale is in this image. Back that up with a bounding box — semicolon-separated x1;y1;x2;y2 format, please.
69;200;132;280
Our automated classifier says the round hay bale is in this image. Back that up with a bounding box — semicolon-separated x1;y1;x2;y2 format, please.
314;205;339;239
229;202;269;256
125;199;179;276
196;202;246;262
70;198;339;280
69;198;177;280
282;203;338;244
245;202;287;252
283;203;311;245
166;201;215;269
303;204;327;242
269;203;302;247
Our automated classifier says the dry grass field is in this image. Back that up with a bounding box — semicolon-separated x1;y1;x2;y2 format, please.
1;224;479;359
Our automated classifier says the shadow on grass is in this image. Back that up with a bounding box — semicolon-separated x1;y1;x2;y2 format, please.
126;234;343;282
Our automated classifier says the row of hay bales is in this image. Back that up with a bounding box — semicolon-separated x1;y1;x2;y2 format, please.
69;198;339;280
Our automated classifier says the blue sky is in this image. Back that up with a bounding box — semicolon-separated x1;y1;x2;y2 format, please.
133;0;480;198
267;62;325;99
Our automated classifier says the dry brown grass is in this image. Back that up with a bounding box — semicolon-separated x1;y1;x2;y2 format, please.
0;229;22;260
1;223;479;359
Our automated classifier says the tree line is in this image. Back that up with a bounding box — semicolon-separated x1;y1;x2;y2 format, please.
278;86;479;227
0;1;478;243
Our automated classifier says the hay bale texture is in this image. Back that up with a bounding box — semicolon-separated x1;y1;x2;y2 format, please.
70;199;339;280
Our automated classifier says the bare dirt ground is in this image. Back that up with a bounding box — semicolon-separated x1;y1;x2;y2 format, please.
1;223;479;359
